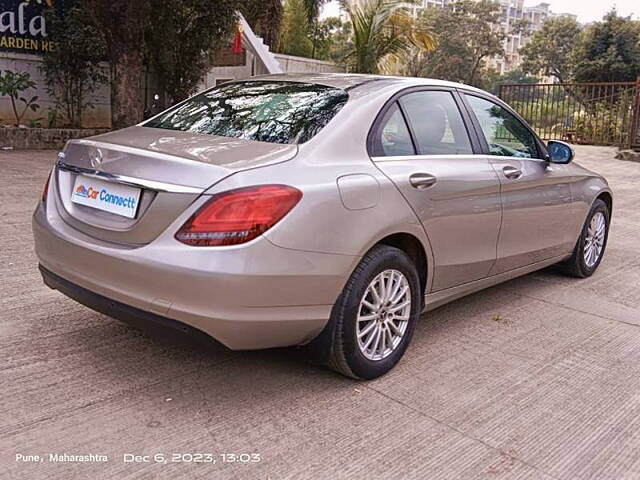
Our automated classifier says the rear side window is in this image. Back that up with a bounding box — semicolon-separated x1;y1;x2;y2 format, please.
144;81;349;144
370;102;416;156
399;91;473;155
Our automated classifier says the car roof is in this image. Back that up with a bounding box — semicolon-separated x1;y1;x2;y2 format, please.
243;72;489;97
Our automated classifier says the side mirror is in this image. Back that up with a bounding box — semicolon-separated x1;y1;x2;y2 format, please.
547;140;574;164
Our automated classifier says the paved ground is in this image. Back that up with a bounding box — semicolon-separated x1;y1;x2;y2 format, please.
2;146;640;480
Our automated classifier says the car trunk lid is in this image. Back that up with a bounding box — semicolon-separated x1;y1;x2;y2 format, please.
54;126;298;245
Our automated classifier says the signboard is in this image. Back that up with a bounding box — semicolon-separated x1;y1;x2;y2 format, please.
0;0;61;54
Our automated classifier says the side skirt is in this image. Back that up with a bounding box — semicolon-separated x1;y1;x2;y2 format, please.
423;254;570;312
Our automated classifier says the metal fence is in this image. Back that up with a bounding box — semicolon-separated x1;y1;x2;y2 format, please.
498;80;640;149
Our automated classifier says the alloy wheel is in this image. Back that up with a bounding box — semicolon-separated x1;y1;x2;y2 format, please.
584;211;606;267
356;269;412;361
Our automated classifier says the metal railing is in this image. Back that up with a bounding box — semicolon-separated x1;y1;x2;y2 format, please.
498;80;640;148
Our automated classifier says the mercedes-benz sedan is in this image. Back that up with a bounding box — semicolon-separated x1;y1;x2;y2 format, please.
33;74;612;379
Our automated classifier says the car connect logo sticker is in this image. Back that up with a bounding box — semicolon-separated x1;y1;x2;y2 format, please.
75;184;91;197
74;183;136;209
71;176;141;219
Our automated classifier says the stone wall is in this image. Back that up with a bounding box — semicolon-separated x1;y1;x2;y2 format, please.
0;128;109;150
272;53;345;74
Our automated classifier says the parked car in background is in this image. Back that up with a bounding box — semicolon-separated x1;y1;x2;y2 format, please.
33;74;612;379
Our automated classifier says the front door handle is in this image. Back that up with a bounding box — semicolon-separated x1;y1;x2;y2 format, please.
409;173;437;189
503;166;523;180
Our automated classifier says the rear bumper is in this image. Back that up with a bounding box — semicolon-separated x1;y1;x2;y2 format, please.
40;264;214;343
32;202;358;350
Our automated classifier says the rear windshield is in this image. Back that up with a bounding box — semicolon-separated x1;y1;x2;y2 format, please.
144;81;349;144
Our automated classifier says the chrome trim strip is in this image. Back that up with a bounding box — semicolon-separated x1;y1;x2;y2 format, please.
371;154;549;164
371;154;488;162
56;161;204;194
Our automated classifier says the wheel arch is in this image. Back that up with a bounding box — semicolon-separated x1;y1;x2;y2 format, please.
596;190;613;216
301;230;430;364
375;232;428;302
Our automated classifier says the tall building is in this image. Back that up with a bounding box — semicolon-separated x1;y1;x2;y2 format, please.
492;0;526;74
405;0;457;17
523;2;577;31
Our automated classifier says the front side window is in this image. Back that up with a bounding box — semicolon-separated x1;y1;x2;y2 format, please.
399;91;473;155
465;95;538;158
144;81;349;144
370;102;415;156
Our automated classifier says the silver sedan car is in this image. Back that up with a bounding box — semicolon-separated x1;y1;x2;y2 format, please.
33;74;612;379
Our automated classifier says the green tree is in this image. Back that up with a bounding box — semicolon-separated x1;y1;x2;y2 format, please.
417;0;504;86
322;18;353;65
0;70;40;127
303;0;329;57
40;4;107;128
239;0;283;49
485;68;540;94
303;0;328;25
146;0;238;106
279;0;314;57
340;0;435;74
572;11;640;83
520;16;581;83
86;0;151;129
310;17;344;61
240;0;326;55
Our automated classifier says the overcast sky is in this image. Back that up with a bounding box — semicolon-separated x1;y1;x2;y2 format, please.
320;1;638;23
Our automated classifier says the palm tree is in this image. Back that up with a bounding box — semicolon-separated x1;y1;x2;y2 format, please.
340;0;436;74
303;0;329;24
304;0;329;58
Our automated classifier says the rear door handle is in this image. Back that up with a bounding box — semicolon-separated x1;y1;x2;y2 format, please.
409;173;437;189
502;166;523;180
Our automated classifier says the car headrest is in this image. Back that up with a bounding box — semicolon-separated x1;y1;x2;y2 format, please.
412;103;447;146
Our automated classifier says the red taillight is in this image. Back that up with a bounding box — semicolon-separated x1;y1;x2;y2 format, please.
175;185;302;246
42;174;50;203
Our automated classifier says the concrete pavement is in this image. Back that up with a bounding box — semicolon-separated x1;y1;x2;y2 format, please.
2;146;640;479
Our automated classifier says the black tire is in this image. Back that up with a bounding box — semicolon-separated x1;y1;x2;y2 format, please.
560;198;610;278
324;245;421;380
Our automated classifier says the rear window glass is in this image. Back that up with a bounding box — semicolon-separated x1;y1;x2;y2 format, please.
144;81;349;144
